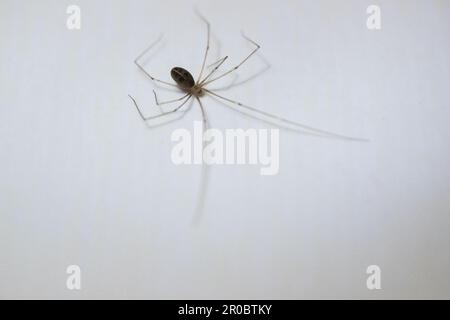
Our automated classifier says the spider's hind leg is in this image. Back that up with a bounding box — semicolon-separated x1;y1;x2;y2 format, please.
128;94;192;124
204;89;368;142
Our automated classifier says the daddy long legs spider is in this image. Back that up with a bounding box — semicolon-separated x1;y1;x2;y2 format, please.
128;12;367;142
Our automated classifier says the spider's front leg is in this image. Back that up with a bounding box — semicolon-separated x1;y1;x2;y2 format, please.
195;9;211;83
134;35;179;88
203;32;261;86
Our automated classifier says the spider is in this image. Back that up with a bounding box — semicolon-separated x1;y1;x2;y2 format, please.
128;12;364;141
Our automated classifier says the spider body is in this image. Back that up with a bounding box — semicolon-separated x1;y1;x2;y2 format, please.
128;13;365;142
171;67;205;97
171;67;195;88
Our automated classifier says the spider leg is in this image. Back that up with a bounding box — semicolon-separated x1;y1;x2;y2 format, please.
195;10;211;83
134;35;178;88
203;32;260;86
207;56;228;69
197;97;209;133
128;94;192;122
199;56;228;85
204;89;368;142
209;53;271;92
153;90;190;106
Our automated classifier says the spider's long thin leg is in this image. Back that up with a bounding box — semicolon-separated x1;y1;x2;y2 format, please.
197;97;209;132
199;56;228;85
153;90;190;106
203;32;260;86
195;10;211;83
204;89;368;142
134;35;178;88
207;56;228;69
128;94;192;122
209;53;271;92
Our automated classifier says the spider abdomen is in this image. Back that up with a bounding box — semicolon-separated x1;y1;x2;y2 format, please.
171;67;195;88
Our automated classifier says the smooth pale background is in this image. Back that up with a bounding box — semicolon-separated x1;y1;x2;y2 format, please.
0;0;449;299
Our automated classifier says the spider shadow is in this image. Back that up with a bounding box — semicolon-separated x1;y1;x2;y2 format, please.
191;53;272;226
192;145;210;226
135;97;210;226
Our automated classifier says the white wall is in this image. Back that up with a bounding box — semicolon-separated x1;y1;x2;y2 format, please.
0;0;449;299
